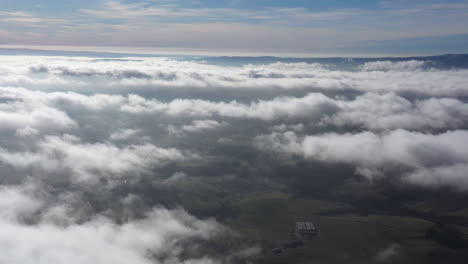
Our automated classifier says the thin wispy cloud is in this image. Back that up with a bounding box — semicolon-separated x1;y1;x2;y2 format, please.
1;0;468;54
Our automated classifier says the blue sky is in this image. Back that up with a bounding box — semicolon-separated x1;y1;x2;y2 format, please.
2;0;381;13
1;0;468;56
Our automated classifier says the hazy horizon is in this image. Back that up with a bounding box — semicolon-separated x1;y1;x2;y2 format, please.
1;45;468;58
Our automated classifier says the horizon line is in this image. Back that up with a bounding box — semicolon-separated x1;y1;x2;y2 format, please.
0;45;463;59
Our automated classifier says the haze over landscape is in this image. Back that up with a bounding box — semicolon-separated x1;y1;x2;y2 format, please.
1;1;468;264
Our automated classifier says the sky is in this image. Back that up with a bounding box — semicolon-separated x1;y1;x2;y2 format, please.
1;1;468;56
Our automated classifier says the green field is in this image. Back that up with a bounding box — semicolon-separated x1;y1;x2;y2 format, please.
221;191;446;263
157;177;468;264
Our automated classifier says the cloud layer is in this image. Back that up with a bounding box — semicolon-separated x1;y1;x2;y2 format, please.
1;56;468;97
0;55;467;262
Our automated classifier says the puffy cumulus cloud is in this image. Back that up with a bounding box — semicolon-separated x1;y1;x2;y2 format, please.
1;56;468;97
4;86;468;133
374;244;401;262
161;172;188;187
255;130;468;190
359;60;427;72
270;123;305;132
1;57;329;93
0;88;76;134
0;210;222;264
181;120;228;133
0;86;129;144
0;185;43;221
0;86;124;111
167;120;228;137
0;184;259;264
326;93;468;130
109;128;150;143
122;93;339;121
405;164;468;191
0;186;224;264
122;93;468;131
109;128;141;141
0;135;199;183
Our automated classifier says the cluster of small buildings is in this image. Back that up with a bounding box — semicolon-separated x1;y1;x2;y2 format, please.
271;221;319;254
294;221;318;241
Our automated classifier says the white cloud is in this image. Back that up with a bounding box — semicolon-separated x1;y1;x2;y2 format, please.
1;57;468;97
166;120;228;137
0;193;222;264
326;93;468;130
181;120;228;133
405;163;468;191
0;185;43;221
161;172;188;186
256;130;468;189
121;93;338;121
0;135;199;183
0;87;76;133
122;92;468;131
0;11;67;25
359;60;427;72
109;129;143;141
0;183;235;264
374;243;401;262
2;71;468;136
271;123;305;132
